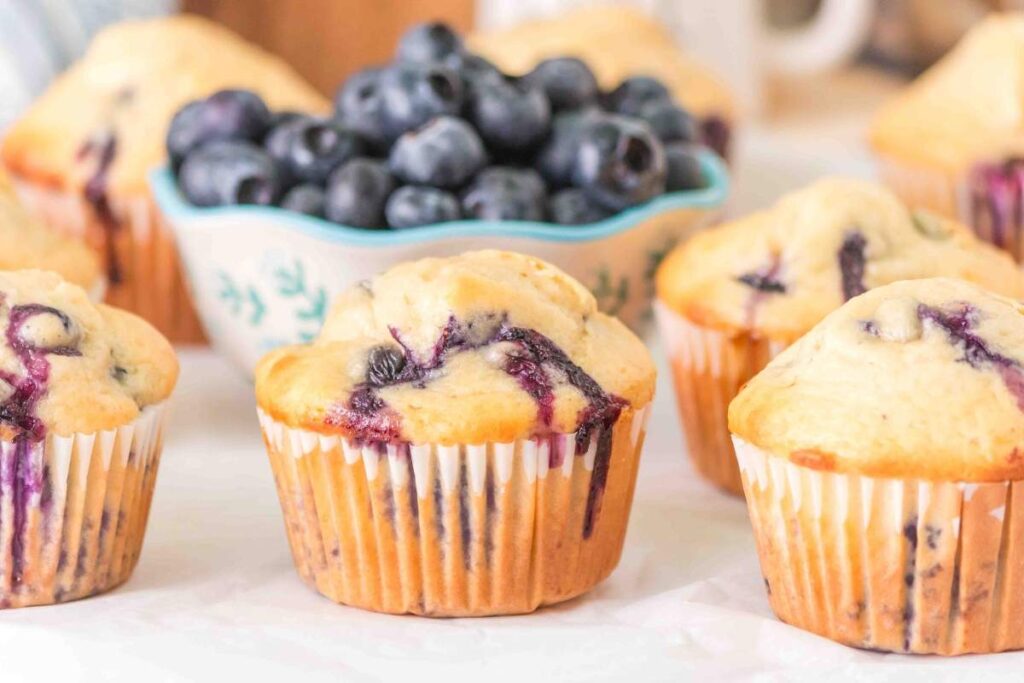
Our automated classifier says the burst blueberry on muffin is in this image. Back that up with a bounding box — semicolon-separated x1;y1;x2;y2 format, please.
469;5;736;160
871;13;1024;262
1;15;327;342
0;171;102;297
731;277;1024;655
656;178;1024;495
254;250;655;616
0;270;177;607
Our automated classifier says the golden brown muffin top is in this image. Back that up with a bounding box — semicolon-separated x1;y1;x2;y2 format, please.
2;14;327;196
657;178;1024;343
0;171;101;291
870;13;1024;170
731;278;1024;481
256;251;655;445
468;6;736;120
0;270;177;438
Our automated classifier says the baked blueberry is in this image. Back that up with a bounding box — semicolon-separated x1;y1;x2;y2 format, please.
603;76;671;117
325;158;395;228
379;63;464;141
637;101;698;143
274;116;367;185
389;116;486;189
664;143;705;192
522;57;599;111
167;89;271;167
366;345;407;386
385;186;462;228
548;188;612;225
573;115;666;210
466;78;551;154
462;167;547;221
333;67;389;153
280;184;326;218
179;141;281;207
396;21;462;64
534;108;601;189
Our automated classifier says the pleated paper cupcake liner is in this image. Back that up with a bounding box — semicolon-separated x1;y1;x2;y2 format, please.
735;436;1024;655
0;403;166;608
257;404;650;617
10;178;205;343
656;301;784;495
876;155;1024;263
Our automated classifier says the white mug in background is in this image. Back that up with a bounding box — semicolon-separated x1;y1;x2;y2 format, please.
475;0;876;115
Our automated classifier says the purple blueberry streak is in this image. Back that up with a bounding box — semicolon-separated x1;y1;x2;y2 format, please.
838;231;867;301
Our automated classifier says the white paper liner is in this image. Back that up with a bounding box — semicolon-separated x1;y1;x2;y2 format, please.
655;301;785;495
0;402;167;608
257;404;650;616
734;436;1024;655
9;178;205;343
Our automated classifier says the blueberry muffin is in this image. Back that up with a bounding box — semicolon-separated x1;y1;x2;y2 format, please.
0;170;102;297
871;13;1024;262
0;270;177;607
255;250;655;616
656;178;1024;495
468;5;736;160
2;15;327;342
731;277;1024;654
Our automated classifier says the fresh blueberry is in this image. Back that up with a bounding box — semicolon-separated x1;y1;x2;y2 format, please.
534;107;601;188
378;63;464;142
178;141;281;207
637;101;698;143
603;76;671;117
280;184;325;217
366;345;407;386
325;158;395;228
333;67;389;152
385;186;462;228
548;188;612;225
447;52;505;88
466;78;551;154
396;21;462;63
271;116;367;185
664;143;705;192
167;89;271;167
573;114;666;210
389;116;486;189
522;57;599;111
268;110;303;130
462;166;547;221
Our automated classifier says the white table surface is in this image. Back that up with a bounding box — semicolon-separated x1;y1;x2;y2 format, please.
8;106;1023;681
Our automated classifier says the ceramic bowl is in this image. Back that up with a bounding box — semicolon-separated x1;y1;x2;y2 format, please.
151;150;729;374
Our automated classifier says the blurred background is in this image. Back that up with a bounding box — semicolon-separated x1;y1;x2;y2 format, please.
3;0;1024;207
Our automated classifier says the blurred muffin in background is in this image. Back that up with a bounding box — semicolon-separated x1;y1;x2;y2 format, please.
1;14;328;343
468;5;737;161
871;12;1024;264
656;178;1024;495
0;168;102;297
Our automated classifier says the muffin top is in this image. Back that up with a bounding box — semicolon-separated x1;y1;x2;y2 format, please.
730;278;1024;481
870;13;1024;170
0;270;177;439
657;178;1024;343
0;171;101;291
256;250;655;445
468;6;735;120
2;14;327;197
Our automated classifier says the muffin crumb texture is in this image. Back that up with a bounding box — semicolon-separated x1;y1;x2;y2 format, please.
256;250;655;446
657;178;1024;342
0;271;177;438
730;277;1024;480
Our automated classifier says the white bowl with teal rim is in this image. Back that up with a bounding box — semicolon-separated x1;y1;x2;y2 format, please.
151;150;729;375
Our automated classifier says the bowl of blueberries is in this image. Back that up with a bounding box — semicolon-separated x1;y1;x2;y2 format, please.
151;22;729;373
